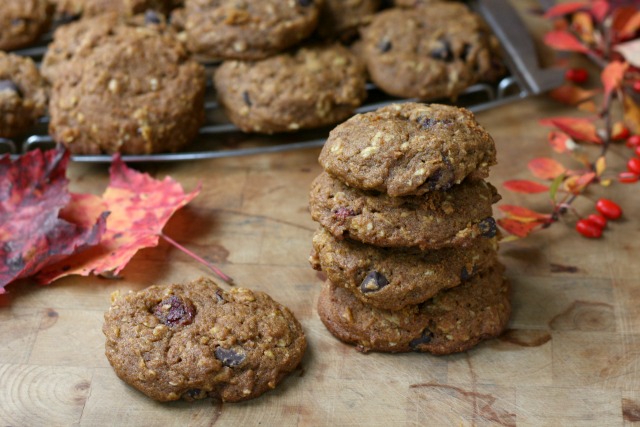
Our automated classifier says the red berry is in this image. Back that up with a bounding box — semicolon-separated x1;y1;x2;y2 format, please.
596;198;622;220
636;146;640;157
615;126;631;140
619;171;640;183
565;68;589;84
628;158;640;175
587;214;607;229
576;219;603;238
634;81;640;92
627;135;640;148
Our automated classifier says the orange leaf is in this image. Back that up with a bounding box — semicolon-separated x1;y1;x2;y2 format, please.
572;11;595;44
601;61;628;98
37;156;201;283
543;31;589;53
548;131;571;153
498;205;551;222
619;11;640;38
497;218;543;238
624;94;640;134
563;172;596;194
528;158;566;180
614;39;640;68
612;6;639;34
595;156;606;177
549;84;597;106
544;2;588;19
539;117;601;143
503;180;550;194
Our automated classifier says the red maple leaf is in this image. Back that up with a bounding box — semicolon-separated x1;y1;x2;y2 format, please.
37;155;202;283
503;180;550;194
0;148;107;292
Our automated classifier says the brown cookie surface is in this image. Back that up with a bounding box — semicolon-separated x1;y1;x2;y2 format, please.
0;0;53;51
214;44;367;134
317;0;381;40
0;52;48;139
103;277;307;402
309;172;500;250
48;22;205;154
319;103;497;196
53;0;169;18
310;227;498;310
360;4;503;99
185;0;320;60
317;262;510;354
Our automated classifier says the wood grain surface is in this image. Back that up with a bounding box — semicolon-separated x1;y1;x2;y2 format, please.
3;6;640;426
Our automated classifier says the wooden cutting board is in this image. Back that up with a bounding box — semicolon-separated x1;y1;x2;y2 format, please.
2;97;640;426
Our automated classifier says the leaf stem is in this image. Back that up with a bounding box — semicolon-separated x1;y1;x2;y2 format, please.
160;233;234;285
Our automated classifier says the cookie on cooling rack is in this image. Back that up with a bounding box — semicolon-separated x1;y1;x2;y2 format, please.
317;262;510;354
0;0;53;51
53;0;170;19
0;52;48;139
309;172;500;250
103;277;307;402
48;21;205;154
184;0;320;60
317;0;381;40
319;103;497;196
214;44;367;134
310;227;498;311
360;3;504;100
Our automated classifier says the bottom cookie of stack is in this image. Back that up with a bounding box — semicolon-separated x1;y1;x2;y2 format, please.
317;262;510;355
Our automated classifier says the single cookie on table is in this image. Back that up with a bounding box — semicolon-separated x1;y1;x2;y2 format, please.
319;103;497;196
360;4;504;100
48;22;205;154
309;171;500;250
317;0;381;40
103;277;306;402
184;0;320;60
0;52;48;139
0;0;53;51
317;262;510;354
310;227;498;311
53;0;169;19
214;44;367;134
41;11;169;84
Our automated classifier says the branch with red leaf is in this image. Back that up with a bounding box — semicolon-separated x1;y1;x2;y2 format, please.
0;146;232;294
499;0;640;240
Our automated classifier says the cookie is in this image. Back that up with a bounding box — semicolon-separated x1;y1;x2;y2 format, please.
317;262;510;354
317;0;381;40
48;22;205;154
0;0;53;51
392;0;451;7
360;4;503;99
319;103;497;196
103;277;306;402
42;11;168;84
310;227;498;310
0;52;48;139
309;171;500;250
54;0;169;19
184;0;320;60
214;44;367;134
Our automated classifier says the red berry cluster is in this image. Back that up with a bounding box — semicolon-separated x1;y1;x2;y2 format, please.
575;198;622;238
620;134;640;183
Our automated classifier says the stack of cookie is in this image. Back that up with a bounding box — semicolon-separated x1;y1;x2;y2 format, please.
308;102;510;355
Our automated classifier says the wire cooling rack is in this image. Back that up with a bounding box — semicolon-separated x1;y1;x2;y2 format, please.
2;0;564;162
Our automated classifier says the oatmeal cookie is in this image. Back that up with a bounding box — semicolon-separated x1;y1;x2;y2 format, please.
184;0;320;60
309;172;500;250
48;22;205;154
214;44;367;134
360;4;503;99
319;103;497;196
103;277;307;402
0;0;53;51
317;262;510;354
310;227;498;310
0;52;48;139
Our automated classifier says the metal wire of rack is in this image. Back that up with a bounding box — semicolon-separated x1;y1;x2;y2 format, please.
1;0;563;162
